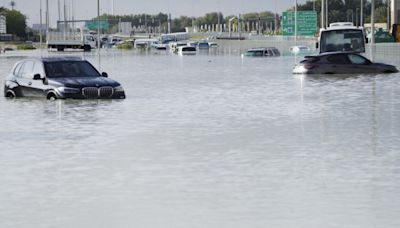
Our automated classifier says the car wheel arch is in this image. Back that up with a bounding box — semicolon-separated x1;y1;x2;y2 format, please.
46;91;58;100
5;89;16;98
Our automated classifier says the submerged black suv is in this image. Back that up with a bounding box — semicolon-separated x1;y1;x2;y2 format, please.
4;57;125;100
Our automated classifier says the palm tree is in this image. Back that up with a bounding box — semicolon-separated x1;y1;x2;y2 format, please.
10;1;16;10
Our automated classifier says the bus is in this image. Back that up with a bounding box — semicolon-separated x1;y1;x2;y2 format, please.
317;22;367;54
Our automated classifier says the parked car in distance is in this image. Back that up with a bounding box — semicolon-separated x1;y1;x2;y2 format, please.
4;57;126;100
244;47;281;57
293;52;399;74
177;46;197;55
290;45;311;54
197;40;210;49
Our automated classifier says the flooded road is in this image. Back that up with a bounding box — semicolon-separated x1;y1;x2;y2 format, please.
1;48;400;228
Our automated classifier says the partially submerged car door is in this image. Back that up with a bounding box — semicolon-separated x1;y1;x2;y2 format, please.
16;60;35;97
17;60;46;97
326;54;353;74
347;54;379;73
29;60;48;97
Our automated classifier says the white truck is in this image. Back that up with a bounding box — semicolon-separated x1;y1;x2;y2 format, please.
47;31;97;52
316;22;367;54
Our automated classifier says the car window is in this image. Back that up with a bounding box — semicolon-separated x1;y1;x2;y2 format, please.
13;63;23;77
44;61;100;78
21;61;35;79
267;50;274;56
348;54;369;65
272;49;280;55
32;62;44;75
327;54;351;64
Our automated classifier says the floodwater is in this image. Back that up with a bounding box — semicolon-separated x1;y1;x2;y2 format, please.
1;47;400;228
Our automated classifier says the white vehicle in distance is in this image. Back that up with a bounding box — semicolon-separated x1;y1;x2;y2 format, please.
244;47;281;57
47;31;96;52
177;46;196;55
290;45;311;55
316;22;367;54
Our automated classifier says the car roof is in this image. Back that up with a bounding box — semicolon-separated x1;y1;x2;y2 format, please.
306;51;361;58
248;47;278;51
41;57;84;62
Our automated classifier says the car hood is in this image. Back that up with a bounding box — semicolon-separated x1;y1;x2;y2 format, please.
48;77;121;88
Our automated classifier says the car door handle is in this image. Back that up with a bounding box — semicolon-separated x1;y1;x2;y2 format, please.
28;82;32;86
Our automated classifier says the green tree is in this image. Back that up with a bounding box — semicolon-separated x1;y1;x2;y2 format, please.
6;10;27;37
0;7;27;38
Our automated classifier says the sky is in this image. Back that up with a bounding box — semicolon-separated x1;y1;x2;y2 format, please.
0;0;308;27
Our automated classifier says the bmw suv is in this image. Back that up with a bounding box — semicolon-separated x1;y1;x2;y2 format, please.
4;57;126;100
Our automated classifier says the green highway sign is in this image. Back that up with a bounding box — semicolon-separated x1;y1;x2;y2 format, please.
85;21;109;30
282;11;317;36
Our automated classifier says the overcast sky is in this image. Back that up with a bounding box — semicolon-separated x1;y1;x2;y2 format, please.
0;0;308;26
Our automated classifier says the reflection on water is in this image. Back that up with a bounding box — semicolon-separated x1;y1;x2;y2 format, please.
1;48;400;228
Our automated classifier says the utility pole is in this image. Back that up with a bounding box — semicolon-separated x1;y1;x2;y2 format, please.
168;13;171;34
361;0;364;27
63;0;67;34
295;0;297;45
325;0;328;28
98;0;100;45
387;0;390;31
39;0;42;48
46;0;49;40
58;0;60;22
321;0;325;29
371;0;375;61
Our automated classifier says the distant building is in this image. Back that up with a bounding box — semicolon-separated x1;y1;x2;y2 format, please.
0;15;6;34
32;23;47;34
118;22;132;35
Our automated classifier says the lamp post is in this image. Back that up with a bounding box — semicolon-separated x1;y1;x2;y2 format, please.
360;0;363;27
321;0;325;29
46;0;49;41
39;0;42;49
325;0;328;28
97;0;100;51
371;0;375;61
294;0;297;45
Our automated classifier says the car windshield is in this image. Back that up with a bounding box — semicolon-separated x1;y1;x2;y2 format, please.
44;61;100;78
245;50;263;56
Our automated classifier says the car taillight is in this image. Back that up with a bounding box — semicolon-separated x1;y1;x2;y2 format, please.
304;64;317;69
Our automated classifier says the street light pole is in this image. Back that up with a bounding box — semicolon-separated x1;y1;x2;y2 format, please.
46;0;49;41
39;0;42;49
295;0;297;45
321;0;325;29
371;0;375;60
326;0;328;28
360;0;364;27
97;0;100;51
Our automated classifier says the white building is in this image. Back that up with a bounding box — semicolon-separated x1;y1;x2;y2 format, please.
0;15;6;34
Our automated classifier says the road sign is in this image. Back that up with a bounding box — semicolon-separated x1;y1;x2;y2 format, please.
282;11;317;36
85;21;109;30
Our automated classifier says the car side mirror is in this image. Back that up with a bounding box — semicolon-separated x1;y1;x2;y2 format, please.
33;74;42;80
365;37;369;44
101;72;108;78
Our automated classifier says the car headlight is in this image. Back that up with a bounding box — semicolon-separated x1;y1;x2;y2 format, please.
114;86;124;92
57;87;80;94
